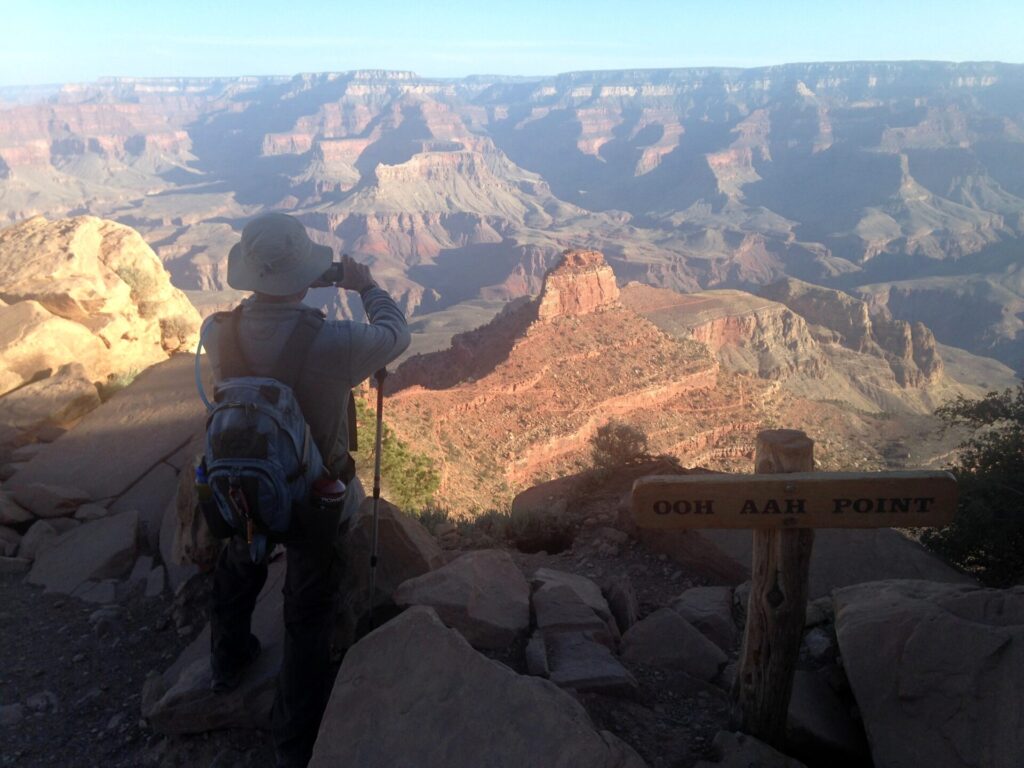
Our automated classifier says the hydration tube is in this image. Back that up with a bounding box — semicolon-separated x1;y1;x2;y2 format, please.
195;321;214;412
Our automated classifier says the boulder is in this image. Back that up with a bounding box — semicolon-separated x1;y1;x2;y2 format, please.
18;520;58;560
694;731;806;768
11;482;90;519
0;215;201;377
167;444;222;572
603;574;640;633
621;608;727;682
394;549;529;649
0;525;19;556
143;558;285;733
0;362;99;438
7;355;210;503
110;461;178;550
545;631;638;696
337;494;443;646
698;529;970;598
635;528;749;584
0;556;31;573
533;584;617;648
533;567;619;639
0;300;107;395
26;510;138;595
308;606;646;768
0;492;32;525
75;503;110;522
834;580;1024;768
670;586;737;652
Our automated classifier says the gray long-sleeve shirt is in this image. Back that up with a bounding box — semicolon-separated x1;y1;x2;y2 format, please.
201;287;410;475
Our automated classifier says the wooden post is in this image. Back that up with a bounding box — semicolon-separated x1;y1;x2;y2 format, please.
733;429;815;748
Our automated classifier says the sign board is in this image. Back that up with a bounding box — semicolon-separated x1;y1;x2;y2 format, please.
631;471;957;530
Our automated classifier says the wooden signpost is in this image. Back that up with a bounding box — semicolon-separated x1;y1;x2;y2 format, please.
630;429;958;749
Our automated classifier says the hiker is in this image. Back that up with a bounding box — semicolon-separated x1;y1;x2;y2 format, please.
199;212;410;767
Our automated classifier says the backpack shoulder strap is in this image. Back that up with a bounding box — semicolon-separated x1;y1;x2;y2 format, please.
274;309;325;390
217;305;250;379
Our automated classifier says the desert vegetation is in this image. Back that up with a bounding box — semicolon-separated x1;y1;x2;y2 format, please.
923;383;1024;586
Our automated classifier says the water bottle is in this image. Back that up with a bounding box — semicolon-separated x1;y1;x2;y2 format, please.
311;474;347;514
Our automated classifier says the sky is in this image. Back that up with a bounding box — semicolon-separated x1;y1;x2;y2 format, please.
2;0;1022;86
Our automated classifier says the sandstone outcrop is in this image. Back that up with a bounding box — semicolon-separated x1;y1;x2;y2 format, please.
834;580;1024;768
0;216;201;387
536;249;620;321
308;606;646;767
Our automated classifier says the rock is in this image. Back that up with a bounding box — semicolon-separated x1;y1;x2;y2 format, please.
129;555;154;583
8;355;210;503
337;493;442;646
167;445;223;572
0;362;100;437
394;549;529;649
635;528;749;584
308;606;646;768
47;517;80;535
143;559;286;734
24;690;58;713
26;510;138;595
110;461;178;550
146;565;166;598
670;586;737;652
697;528;970;599
603;574;640;633
0;703;24;727
11;482;90;519
75;502;110;521
72;579;121;604
546;632;638;696
533;567;619;638
0;215;201;379
525;632;549;677
18;520;58;560
0;492;32;525
533;584;617;648
0;300;108;396
0;556;31;573
801;627;835;663
621;608;727;682
787;670;868;765
694;731;806;767
734;581;751;619
159;462;206;592
10;443;46;463
536;249;621;321
803;596;831;628
0;525;19;556
834;580;1024;768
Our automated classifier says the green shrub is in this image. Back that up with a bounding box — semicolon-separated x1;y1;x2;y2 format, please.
922;384;1024;586
353;396;440;513
591;420;649;472
97;368;140;401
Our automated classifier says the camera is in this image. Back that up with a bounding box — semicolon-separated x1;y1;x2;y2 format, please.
311;259;345;287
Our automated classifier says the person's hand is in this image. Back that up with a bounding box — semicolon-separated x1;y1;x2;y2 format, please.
338;253;378;293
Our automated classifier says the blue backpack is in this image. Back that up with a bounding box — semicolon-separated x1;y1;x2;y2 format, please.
202;307;326;561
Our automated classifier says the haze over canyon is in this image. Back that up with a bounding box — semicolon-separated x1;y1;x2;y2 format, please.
1;61;1021;375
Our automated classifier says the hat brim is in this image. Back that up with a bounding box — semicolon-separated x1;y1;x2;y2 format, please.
227;242;333;296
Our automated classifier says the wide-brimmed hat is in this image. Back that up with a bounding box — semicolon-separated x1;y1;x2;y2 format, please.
227;213;332;296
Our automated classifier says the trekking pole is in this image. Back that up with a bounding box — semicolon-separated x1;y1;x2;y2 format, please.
368;367;387;631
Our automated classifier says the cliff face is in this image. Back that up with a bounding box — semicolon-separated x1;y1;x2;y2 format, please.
760;278;943;387
536;250;620;320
